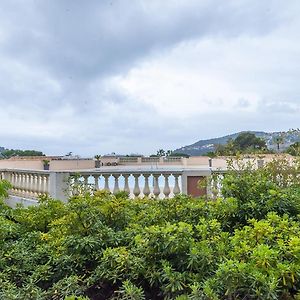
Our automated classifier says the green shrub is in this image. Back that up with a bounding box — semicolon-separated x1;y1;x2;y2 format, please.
0;159;300;298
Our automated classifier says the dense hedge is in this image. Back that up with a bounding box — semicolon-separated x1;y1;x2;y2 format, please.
1;159;300;299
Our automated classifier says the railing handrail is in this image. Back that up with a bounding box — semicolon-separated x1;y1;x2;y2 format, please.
0;168;52;175
1;167;218;177
69;170;184;176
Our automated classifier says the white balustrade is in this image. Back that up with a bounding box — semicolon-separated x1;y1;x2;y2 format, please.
69;170;185;199
0;167;220;204
0;170;50;200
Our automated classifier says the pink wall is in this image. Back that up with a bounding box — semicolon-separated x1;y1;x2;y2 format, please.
0;159;94;170
0;160;43;170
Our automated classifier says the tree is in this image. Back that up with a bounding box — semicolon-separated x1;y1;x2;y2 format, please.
233;132;266;151
1;149;45;158
94;155;101;161
156;149;165;157
215;133;268;156
272;129;300;152
0;180;12;199
165;150;172;157
285;142;300;156
273;135;285;152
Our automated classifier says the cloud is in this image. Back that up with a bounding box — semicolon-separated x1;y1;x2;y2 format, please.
0;0;299;155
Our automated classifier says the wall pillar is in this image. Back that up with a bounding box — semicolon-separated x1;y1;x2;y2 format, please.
49;172;70;202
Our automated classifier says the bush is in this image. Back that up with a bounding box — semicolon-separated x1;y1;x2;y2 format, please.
1;159;300;299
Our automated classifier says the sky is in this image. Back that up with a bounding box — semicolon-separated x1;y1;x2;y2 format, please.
0;0;299;156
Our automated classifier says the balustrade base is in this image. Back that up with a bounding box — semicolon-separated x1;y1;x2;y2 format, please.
5;195;38;208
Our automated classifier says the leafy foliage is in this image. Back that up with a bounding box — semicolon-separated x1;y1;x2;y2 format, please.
286;142;300;156
0;180;12;200
215;132;270;156
1;158;300;299
1;149;45;158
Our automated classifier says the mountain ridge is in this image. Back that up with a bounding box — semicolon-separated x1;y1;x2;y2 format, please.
174;131;300;156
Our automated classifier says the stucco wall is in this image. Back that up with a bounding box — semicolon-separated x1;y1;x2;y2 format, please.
0;159;43;170
0;159;94;170
50;159;94;170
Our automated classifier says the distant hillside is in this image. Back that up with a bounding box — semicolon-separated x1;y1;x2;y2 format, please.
174;131;300;156
0;147;45;158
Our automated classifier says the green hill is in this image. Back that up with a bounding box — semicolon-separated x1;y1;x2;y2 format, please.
174;131;300;156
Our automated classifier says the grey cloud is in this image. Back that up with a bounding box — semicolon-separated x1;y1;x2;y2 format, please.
0;0;299;155
0;0;283;82
259;100;300;114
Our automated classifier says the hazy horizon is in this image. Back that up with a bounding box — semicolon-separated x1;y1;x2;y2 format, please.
1;128;294;157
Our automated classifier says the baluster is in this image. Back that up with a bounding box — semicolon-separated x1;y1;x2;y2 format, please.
42;175;49;195
163;174;171;198
10;173;15;194
123;174;130;194
173;174;181;195
83;175;89;186
24;173;29;196
31;174;36;198
8;172;13;185
27;174;32;197
36;174;42;196
113;174;120;194
32;174;39;198
103;174;110;192
143;174;150;197
94;175;99;190
16;173;22;195
18;173;23;195
37;174;43;196
40;175;44;194
133;174;141;197
21;174;26;194
19;174;23;195
153;174;160;198
28;173;33;196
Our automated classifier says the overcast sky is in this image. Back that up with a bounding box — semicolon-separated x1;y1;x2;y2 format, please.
0;0;299;156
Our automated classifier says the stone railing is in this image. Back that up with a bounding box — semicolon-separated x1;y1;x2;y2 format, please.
118;157;139;163
69;169;184;200
141;157;160;163
118;156;186;165
0;169;50;199
0;167;221;206
163;157;182;163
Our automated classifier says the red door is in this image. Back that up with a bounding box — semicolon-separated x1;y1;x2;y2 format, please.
187;176;207;197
